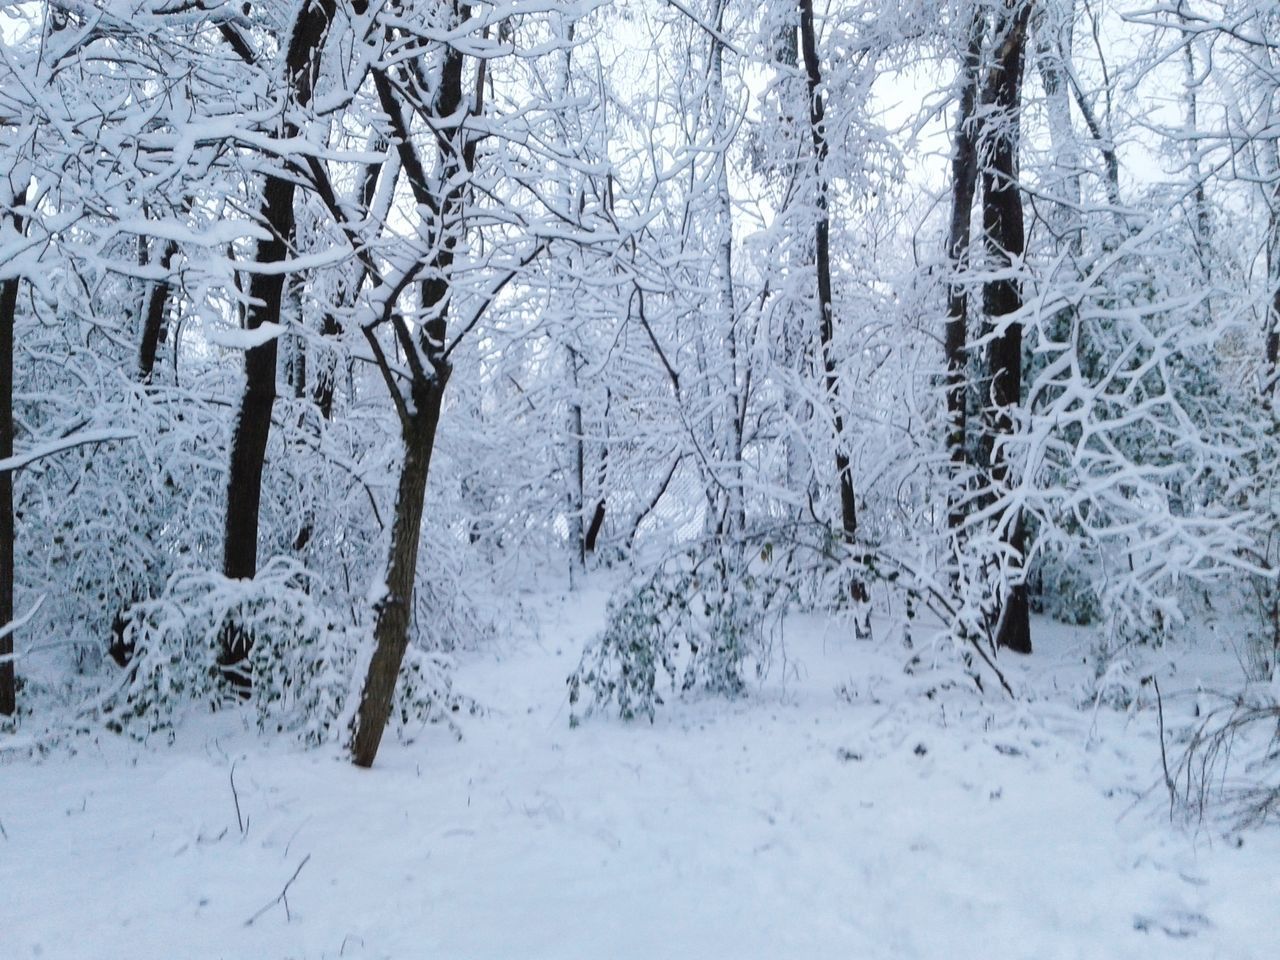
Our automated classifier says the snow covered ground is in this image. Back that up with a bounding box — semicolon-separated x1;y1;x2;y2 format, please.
3;583;1278;959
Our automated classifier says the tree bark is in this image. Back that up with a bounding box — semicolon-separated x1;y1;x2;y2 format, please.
348;371;449;768
982;2;1033;654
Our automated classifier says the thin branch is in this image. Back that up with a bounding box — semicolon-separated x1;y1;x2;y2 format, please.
0;429;136;473
229;760;245;836
244;853;311;927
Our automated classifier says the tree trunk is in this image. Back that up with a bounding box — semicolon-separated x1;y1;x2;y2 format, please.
348;0;472;766
711;0;745;539
220;0;336;674
0;269;18;718
798;0;858;545
222;175;290;583
1265;139;1280;386
566;345;586;577
0;270;13;716
945;12;985;533
585;390;609;554
138;239;177;383
982;2;1033;654
0;187;25;717
1033;1;1082;254
349;370;450;768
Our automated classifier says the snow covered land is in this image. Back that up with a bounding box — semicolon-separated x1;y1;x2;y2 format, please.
4;586;1277;959
5;1;1280;958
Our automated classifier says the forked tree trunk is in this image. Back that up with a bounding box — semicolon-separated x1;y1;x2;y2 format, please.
348;0;472;766
349;371;449;768
982;2;1032;654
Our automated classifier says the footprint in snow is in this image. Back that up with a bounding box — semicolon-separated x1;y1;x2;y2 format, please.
1132;909;1212;939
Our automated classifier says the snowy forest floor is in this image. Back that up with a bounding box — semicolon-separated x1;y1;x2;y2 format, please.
3;581;1279;960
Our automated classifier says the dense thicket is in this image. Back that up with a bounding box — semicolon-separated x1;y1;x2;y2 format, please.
1;0;1278;768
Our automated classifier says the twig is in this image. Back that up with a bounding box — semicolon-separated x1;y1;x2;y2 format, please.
0;595;49;661
229;761;245;836
0;817;7;840
244;853;311;927
1152;676;1175;820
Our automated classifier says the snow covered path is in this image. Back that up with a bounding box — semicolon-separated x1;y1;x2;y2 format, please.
3;588;1277;959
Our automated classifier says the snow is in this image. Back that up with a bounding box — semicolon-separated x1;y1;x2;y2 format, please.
2;586;1277;959
0;429;136;474
205;322;285;351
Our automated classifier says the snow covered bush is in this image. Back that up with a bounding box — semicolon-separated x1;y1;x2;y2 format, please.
1011;211;1261;654
1175;688;1280;828
103;558;466;744
569;527;853;722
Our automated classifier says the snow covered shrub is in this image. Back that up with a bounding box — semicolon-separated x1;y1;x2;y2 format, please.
103;559;467;744
1014;211;1259;655
1027;541;1101;626
1174;689;1280;828
104;560;353;741
12;283;225;668
569;528;846;722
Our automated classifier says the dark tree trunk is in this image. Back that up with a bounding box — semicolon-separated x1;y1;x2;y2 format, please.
567;346;586;575
584;499;607;554
138;239;177;383
945;13;985;532
349;371;449;768
982;3;1032;655
798;0;857;545
0;270;18;718
220;0;336;674
0;190;25;717
222;174;292;583
585;393;609;554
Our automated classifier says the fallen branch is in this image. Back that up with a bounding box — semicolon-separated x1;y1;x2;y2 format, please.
244;853;311;927
1150;675;1175;820
229;761;246;836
